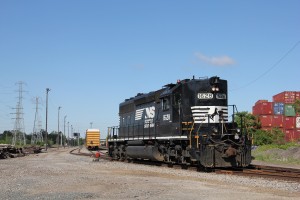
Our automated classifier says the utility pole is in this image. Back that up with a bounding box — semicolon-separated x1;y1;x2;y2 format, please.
71;125;73;146
90;122;93;128
67;121;69;146
12;81;26;146
63;115;67;148
57;106;61;148
45;88;50;151
77;133;80;147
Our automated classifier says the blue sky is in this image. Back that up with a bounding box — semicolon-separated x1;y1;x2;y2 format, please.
0;1;299;138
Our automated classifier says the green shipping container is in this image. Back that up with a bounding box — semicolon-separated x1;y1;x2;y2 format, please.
284;104;296;116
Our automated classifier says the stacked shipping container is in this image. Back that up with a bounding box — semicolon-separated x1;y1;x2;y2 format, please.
252;91;300;142
274;92;300;142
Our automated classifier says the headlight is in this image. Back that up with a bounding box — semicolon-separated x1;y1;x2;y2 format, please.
234;133;239;140
212;86;219;92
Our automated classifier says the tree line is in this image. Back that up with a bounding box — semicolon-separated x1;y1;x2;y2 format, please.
0;130;83;147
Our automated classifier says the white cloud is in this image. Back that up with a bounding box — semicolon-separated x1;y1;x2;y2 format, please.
195;52;236;66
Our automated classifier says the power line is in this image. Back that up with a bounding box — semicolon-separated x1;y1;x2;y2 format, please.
31;97;43;144
231;40;300;91
11;81;26;146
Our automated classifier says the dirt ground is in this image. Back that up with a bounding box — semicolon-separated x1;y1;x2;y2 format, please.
0;148;299;200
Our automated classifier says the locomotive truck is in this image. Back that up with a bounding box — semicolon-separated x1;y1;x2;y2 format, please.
107;76;252;168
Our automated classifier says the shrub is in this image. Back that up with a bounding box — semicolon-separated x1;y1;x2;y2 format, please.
253;128;285;146
253;129;273;145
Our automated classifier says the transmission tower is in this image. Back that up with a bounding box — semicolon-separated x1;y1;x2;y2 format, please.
31;97;43;144
12;81;26;146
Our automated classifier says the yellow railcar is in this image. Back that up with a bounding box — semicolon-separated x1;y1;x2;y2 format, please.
85;129;100;150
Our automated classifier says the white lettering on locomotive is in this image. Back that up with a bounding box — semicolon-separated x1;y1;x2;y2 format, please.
144;119;154;128
197;93;213;99
145;106;155;119
216;93;227;99
163;114;170;121
135;106;156;128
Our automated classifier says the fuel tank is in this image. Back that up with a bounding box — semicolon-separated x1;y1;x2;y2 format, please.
126;145;164;161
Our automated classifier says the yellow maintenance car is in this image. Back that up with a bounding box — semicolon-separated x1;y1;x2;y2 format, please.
85;129;100;150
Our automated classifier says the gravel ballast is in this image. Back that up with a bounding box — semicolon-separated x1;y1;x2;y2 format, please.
0;148;299;200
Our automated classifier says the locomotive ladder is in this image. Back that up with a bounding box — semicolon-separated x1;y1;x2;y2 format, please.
181;121;196;148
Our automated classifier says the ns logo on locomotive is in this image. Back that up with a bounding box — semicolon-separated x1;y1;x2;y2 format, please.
108;76;252;168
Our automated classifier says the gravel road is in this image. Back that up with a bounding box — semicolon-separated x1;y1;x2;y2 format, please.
0;147;299;200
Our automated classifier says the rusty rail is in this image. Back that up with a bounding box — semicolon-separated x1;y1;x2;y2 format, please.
69;148;108;159
215;164;300;182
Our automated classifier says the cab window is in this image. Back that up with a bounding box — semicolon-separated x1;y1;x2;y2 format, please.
162;98;170;111
173;93;181;106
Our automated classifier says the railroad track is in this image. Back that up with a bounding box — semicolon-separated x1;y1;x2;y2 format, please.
69;148;93;156
69;147;109;159
70;148;300;182
215;165;300;182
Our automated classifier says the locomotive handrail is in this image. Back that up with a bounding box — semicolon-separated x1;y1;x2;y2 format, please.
109;121;158;141
189;121;195;148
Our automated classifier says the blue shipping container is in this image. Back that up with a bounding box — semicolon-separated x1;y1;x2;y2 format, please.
273;102;284;115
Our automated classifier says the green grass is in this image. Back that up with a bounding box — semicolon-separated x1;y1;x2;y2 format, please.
252;143;300;165
254;143;300;151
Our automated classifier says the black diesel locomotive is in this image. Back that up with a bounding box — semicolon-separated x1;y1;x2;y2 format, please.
108;76;252;168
